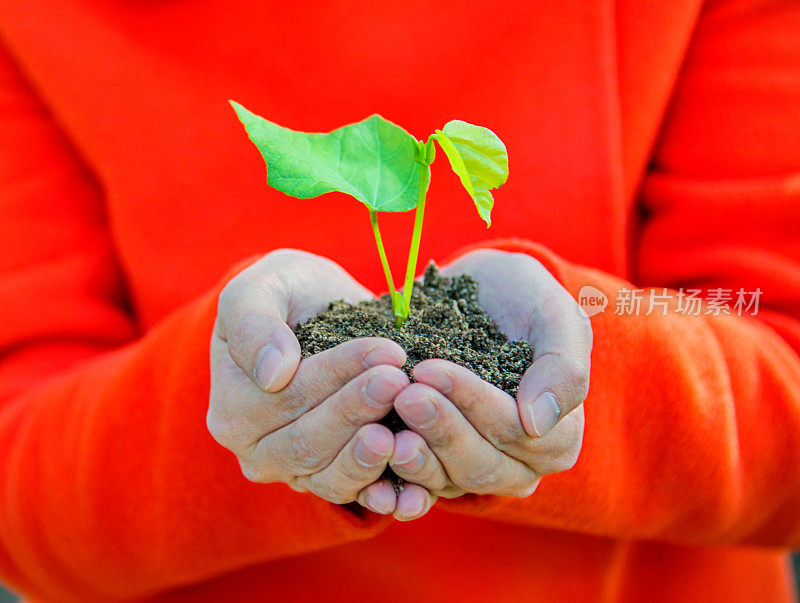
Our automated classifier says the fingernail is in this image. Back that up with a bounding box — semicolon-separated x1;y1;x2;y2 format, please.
423;369;452;395
366;491;394;515
363;374;401;408
364;346;403;368
356;439;390;467
400;396;438;429
391;450;425;473
254;345;285;391
408;500;425;518
531;392;560;437
399;497;425;519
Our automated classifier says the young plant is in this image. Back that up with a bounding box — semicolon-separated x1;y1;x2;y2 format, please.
230;101;509;327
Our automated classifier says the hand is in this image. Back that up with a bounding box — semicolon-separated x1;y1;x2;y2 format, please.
389;248;591;506
207;249;410;512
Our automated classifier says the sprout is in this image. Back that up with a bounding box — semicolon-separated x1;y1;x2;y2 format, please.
231;101;509;327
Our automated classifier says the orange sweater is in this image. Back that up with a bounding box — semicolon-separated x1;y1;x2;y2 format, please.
1;0;800;600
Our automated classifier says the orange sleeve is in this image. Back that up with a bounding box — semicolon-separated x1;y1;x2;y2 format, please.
440;0;800;548
0;49;387;600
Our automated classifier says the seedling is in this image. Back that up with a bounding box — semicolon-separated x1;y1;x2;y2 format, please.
230;102;509;327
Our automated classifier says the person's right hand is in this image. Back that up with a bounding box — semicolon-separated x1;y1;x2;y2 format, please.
207;249;410;514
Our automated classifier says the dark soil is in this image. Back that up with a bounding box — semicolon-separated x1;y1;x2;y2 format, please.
294;263;533;489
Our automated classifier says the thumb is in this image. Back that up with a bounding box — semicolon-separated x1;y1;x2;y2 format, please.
215;249;373;393
226;312;302;392
215;272;302;393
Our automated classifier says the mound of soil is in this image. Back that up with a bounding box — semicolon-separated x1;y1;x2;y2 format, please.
294;263;533;488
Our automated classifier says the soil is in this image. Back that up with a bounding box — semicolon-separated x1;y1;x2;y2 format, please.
294;263;533;489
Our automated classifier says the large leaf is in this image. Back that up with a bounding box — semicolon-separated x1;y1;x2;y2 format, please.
435;120;509;226
230;101;421;212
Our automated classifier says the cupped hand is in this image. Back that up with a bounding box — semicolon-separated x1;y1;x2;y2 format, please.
208;249;409;513
389;248;592;505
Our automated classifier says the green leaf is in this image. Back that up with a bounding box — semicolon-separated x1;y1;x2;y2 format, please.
230;101;421;212
434;120;509;226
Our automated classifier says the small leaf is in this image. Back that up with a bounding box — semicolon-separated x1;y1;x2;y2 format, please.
435;120;509;226
230;101;421;212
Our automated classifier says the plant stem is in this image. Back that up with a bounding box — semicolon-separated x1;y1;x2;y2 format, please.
402;163;429;315
369;209;405;326
401;135;436;317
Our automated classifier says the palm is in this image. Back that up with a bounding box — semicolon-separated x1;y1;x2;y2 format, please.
441;252;552;344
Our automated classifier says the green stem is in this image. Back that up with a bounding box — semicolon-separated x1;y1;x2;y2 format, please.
401;135;436;317
402;163;430;315
369;209;405;326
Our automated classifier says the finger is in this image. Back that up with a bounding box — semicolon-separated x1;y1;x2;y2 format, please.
215;265;301;392
414;359;584;476
225;312;302;393
517;341;591;439
297;424;394;504
215;249;375;392
208;337;407;452
389;430;451;493
442;249;592;436
357;480;397;515
393;484;436;521
412;359;528;453
249;365;409;475
394;383;536;496
515;278;592;438
268;338;406;429
208;335;276;452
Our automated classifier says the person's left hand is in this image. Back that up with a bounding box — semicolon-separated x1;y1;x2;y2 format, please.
375;248;592;519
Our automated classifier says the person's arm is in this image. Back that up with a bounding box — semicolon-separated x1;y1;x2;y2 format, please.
430;237;800;548
0;48;391;601
424;0;800;547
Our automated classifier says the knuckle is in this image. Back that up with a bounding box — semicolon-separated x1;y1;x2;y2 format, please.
274;389;315;424
207;393;261;453
239;460;270;484
437;485;467;499
326;349;364;383
486;421;521;452
337;402;368;429
306;352;358;393
458;456;504;493
414;412;454;448
456;387;485;418
227;313;259;357
286;478;308;493
553;445;581;473
423;468;449;492
334;384;374;428
216;280;240;319
308;479;353;505
537;444;581;476
218;278;268;329
508;478;540;498
558;357;590;406
286;422;326;474
424;428;455;449
206;408;237;449
340;455;375;485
